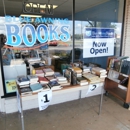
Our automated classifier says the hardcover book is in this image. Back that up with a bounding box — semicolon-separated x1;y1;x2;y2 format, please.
45;75;57;82
38;76;49;84
17;75;30;86
30;83;43;93
92;67;106;73
48;80;61;90
20;87;32;96
43;68;54;76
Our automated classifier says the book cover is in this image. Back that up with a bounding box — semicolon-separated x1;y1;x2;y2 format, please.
38;76;49;84
48;81;61;90
5;80;17;93
30;83;43;93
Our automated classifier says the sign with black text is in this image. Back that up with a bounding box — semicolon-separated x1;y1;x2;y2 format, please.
38;90;52;111
83;28;115;58
86;84;99;95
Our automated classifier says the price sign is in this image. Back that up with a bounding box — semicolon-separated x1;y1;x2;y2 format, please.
86;84;99;95
38;90;52;111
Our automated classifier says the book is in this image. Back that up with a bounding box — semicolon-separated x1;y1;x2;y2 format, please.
77;81;88;86
43;68;54;76
45;75;57;82
5;80;17;93
20;87;32;96
83;73;99;81
72;67;82;73
28;75;38;82
30;83;43;93
17;75;30;86
35;70;44;77
92;67;106;73
64;69;71;83
19;84;30;88
42;84;50;91
58;80;68;84
91;70;107;76
120;60;130;75
38;76;49;84
48;80;61;90
77;77;88;83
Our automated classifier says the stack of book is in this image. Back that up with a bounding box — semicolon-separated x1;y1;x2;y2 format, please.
77;77;88;86
73;67;82;77
30;83;43;93
92;67;107;81
45;75;57;82
54;72;70;86
20;87;32;96
35;69;44;77
43;68;54;76
28;75;39;85
57;76;70;86
16;75;30;88
38;76;49;84
48;80;62;90
83;73;100;84
81;66;91;74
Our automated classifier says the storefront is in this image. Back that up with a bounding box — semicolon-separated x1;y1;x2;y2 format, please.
0;0;126;113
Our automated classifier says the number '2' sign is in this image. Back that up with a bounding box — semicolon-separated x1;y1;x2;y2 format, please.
86;84;99;95
38;90;52;111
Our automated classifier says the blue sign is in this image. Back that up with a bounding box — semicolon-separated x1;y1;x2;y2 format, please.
84;28;114;38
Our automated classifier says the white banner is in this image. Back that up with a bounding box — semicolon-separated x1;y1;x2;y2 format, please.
38;90;52;111
83;28;115;58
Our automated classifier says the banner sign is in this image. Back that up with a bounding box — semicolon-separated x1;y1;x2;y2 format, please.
1;16;70;47
38;90;52;111
83;28;115;58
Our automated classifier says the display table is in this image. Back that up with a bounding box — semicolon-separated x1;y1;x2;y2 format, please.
17;82;105;130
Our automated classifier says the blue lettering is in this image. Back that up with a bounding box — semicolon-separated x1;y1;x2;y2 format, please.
40;18;48;23
5;24;22;46
49;25;59;41
22;24;36;47
35;17;41;23
48;18;54;24
93;42;107;47
60;26;70;42
5;15;12;22
37;24;48;43
90;48;94;54
90;48;108;55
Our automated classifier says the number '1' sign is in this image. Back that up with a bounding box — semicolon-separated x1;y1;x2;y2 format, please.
38;90;52;111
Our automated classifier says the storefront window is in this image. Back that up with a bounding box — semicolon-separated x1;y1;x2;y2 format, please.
0;0;125;97
75;0;125;68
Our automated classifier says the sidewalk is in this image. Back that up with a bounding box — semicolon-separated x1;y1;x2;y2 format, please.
0;95;130;130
